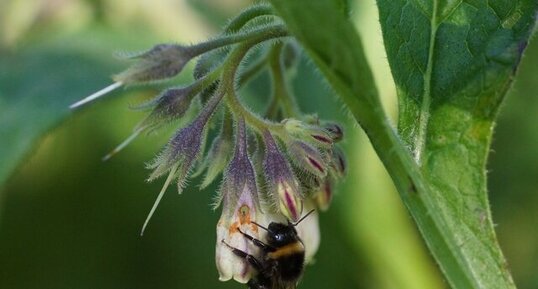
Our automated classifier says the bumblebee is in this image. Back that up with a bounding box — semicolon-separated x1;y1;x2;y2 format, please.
222;210;315;289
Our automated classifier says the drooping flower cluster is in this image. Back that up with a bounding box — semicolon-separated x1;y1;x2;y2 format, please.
71;3;347;286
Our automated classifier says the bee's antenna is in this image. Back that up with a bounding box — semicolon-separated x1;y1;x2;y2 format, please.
293;209;316;226
251;221;271;232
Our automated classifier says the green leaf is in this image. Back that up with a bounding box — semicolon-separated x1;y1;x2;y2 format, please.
0;37;121;186
269;0;537;288
377;0;537;288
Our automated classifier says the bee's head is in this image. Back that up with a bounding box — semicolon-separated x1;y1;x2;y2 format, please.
266;222;299;246
262;209;316;246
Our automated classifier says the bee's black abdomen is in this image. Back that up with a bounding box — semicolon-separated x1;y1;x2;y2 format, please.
275;252;305;281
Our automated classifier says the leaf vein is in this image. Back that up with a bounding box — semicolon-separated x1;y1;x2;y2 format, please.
414;0;438;163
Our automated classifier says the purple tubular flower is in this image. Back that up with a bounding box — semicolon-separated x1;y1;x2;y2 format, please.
218;118;260;211
114;44;193;85
216;191;261;283
262;130;303;222
215;118;262;283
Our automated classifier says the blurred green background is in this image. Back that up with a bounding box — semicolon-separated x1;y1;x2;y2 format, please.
0;1;536;289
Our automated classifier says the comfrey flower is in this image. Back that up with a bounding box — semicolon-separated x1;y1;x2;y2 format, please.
70;3;348;288
216;118;261;283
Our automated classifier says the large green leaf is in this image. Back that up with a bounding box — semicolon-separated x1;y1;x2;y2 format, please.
377;1;537;288
269;0;536;288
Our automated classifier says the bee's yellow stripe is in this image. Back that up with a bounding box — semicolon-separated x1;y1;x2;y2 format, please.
268;242;305;259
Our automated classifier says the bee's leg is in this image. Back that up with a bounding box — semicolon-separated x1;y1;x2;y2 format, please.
247;279;269;289
221;240;263;271
237;228;276;252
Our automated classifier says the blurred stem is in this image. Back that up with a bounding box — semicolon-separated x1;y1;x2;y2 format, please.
268;42;300;118
224;4;275;33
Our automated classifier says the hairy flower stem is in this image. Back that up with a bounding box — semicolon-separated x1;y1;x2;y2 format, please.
192;25;288;56
237;57;268;87
221;42;287;135
225;75;285;135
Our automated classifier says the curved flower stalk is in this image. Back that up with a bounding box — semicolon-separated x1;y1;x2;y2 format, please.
71;3;348;287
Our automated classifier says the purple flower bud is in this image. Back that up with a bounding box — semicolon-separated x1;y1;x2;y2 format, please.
329;146;347;178
311;134;333;145
262;131;303;222
147;118;204;187
139;86;196;128
147;91;222;191
113;44;193;85
287;141;328;178
324;122;344;142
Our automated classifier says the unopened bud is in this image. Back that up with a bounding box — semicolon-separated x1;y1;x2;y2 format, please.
147;91;222;190
276;180;303;222
284;119;333;148
287;141;327;178
114;44;193;85
139;86;196;128
329;146;347;178
147;117;204;188
324;122;344;142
